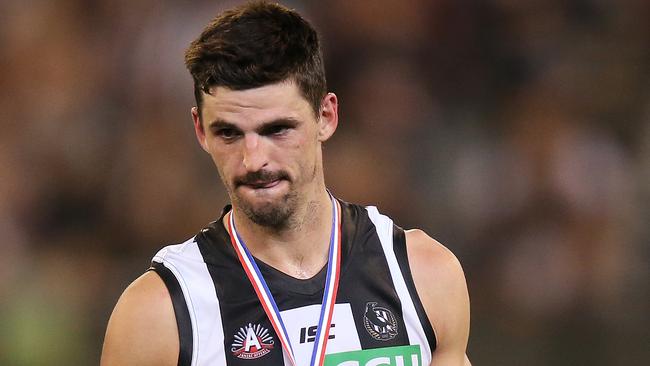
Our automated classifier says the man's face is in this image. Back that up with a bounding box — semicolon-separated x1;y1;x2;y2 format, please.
192;81;338;228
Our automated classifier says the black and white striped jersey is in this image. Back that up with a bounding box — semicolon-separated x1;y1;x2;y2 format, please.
151;199;437;366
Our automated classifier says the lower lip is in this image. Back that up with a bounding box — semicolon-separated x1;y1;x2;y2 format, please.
259;179;281;189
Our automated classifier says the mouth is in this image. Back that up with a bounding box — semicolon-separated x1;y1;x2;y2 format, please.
244;179;282;190
235;171;290;192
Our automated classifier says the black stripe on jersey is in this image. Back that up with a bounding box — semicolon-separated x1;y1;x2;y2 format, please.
392;225;438;352
150;262;193;366
344;204;412;349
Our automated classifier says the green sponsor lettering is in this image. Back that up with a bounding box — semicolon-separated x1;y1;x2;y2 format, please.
324;345;421;366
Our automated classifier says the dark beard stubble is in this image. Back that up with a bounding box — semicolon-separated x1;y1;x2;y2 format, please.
228;169;299;229
235;188;299;229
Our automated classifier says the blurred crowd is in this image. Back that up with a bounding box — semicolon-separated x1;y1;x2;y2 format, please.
1;0;648;365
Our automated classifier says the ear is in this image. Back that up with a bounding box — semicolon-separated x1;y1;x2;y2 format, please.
317;93;339;142
192;107;209;152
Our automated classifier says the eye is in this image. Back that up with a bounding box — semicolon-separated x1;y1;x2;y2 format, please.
214;127;242;141
262;124;292;136
269;125;289;135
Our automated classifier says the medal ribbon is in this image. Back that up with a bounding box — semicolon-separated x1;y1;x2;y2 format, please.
227;194;342;366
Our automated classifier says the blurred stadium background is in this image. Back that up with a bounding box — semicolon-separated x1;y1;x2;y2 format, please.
1;0;648;364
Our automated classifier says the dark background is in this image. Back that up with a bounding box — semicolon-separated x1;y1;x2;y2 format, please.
1;0;648;364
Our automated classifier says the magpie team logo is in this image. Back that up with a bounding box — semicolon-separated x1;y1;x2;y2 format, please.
231;323;274;359
363;302;398;341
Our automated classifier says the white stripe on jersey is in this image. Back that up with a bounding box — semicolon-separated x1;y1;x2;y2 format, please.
153;239;226;366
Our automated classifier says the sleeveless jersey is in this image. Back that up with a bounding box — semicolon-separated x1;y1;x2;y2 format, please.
151;200;437;366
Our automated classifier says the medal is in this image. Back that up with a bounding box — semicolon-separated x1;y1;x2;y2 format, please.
227;194;342;366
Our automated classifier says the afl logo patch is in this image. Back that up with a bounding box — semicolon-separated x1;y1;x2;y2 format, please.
363;302;398;341
231;323;274;359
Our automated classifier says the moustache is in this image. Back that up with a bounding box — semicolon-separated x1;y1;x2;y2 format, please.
234;170;290;187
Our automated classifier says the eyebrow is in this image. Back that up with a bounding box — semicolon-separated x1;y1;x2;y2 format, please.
208;117;301;133
208;119;237;130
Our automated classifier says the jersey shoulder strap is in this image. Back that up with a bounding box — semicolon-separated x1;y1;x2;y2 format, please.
365;206;437;357
150;238;227;366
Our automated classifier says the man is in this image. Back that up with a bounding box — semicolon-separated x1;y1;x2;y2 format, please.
101;2;471;365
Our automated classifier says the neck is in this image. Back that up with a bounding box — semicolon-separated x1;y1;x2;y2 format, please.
226;188;334;279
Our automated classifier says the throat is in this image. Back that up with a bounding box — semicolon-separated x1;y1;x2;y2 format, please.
227;195;337;280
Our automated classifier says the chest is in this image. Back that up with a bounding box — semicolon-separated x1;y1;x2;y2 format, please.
212;239;418;365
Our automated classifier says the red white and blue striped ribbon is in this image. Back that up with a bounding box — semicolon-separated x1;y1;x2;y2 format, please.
227;194;342;366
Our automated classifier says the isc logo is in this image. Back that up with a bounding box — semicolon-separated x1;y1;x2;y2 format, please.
299;323;336;344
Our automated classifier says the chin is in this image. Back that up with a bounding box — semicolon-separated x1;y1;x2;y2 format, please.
243;203;293;228
235;193;297;229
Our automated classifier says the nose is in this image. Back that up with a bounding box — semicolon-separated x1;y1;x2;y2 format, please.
242;134;267;172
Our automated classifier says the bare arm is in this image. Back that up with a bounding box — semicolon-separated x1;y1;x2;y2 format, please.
405;229;471;366
100;271;179;366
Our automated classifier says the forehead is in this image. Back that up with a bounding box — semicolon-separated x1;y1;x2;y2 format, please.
201;81;314;126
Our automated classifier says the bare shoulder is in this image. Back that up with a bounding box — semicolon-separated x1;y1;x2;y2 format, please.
405;229;463;274
404;229;468;322
100;270;179;366
405;229;470;365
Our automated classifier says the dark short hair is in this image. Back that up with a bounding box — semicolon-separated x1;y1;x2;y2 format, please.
185;1;326;119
